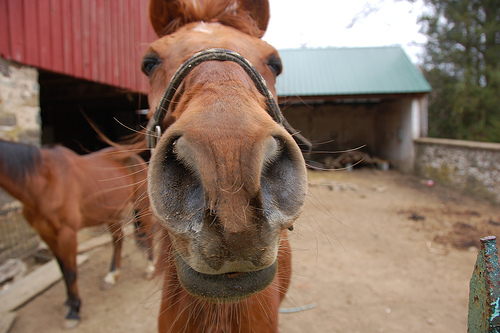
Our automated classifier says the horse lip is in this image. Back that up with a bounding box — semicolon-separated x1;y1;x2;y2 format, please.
174;252;277;302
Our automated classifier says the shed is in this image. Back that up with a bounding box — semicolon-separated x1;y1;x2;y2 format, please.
276;46;431;172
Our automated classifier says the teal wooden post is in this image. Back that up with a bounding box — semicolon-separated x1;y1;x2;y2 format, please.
468;236;500;333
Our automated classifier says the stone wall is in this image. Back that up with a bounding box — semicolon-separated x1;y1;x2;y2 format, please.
415;137;500;203
0;58;41;262
0;58;41;143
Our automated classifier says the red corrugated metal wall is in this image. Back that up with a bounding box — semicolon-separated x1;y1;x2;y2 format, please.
0;0;157;94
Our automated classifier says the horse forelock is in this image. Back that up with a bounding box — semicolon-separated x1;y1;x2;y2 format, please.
159;0;264;37
0;140;42;183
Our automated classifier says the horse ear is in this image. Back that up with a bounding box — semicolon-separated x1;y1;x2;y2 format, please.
239;0;270;34
149;0;183;37
149;0;271;37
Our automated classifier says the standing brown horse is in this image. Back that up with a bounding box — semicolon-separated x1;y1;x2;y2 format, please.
142;0;308;332
0;139;155;328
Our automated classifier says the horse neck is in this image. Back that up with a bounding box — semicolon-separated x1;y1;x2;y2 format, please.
157;230;287;333
159;296;280;333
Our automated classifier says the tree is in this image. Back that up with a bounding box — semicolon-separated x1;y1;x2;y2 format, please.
349;0;500;141
418;0;500;142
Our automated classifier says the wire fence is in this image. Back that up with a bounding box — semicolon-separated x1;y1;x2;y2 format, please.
0;200;40;264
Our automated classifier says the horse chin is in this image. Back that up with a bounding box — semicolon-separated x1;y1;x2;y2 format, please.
174;252;277;302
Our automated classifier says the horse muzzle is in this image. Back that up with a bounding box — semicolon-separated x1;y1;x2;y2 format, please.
174;251;278;302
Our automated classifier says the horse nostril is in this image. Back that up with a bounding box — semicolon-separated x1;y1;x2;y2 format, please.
148;134;205;232
260;135;307;225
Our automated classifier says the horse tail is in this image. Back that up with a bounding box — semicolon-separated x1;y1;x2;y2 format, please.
133;217;147;247
80;109;149;160
132;212;154;257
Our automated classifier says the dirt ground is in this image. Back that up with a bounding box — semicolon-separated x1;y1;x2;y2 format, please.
6;169;500;333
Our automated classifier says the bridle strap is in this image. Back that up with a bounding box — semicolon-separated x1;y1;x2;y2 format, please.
146;48;311;152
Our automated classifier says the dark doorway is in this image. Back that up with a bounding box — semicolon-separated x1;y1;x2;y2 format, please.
39;70;149;154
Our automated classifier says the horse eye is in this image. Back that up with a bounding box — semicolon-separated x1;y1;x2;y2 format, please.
141;55;161;76
266;56;283;76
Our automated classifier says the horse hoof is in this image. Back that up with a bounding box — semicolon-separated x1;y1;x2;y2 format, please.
103;270;120;286
101;280;115;290
64;318;80;329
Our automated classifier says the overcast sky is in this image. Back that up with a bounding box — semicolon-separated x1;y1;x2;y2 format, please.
263;0;427;64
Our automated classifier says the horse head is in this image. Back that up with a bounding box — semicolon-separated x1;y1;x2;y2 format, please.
144;0;307;302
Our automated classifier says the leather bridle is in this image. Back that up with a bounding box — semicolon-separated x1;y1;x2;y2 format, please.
145;48;311;152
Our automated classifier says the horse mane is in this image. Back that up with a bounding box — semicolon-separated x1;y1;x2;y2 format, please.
152;0;265;37
0;140;42;184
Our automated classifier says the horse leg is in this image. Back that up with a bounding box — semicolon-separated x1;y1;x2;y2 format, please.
56;226;81;328
23;211;81;327
133;210;155;279
103;222;123;286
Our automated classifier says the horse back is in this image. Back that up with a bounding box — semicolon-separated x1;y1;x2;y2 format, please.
34;146;148;227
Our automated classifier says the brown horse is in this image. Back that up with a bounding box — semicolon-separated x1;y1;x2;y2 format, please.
141;0;309;332
0;139;155;328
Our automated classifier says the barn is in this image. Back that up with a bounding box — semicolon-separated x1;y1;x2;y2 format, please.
276;47;431;173
0;0;156;153
0;0;156;261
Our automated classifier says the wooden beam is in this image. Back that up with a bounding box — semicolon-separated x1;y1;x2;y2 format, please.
278;92;428;105
0;311;16;333
77;233;112;253
77;224;133;253
0;227;133;316
0;254;88;314
0;259;26;285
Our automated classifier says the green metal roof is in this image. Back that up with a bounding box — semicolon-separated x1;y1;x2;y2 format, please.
276;46;431;97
